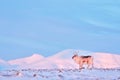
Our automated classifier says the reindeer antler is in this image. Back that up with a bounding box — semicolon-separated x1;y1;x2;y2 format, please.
73;50;79;55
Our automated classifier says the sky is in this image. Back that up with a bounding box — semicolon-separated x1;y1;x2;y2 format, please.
0;0;120;60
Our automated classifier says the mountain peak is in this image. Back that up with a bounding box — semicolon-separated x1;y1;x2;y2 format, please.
0;58;6;63
8;53;44;65
50;49;93;59
31;54;44;59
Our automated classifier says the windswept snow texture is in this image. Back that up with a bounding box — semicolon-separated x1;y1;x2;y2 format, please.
0;69;120;80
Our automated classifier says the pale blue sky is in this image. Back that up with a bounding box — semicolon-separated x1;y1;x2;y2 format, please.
0;0;120;60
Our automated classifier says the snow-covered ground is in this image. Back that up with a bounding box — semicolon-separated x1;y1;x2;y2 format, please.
0;69;120;80
0;49;120;80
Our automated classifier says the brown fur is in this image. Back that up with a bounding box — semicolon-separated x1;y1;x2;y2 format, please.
72;54;93;70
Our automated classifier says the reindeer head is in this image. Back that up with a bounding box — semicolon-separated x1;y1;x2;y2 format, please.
72;51;79;59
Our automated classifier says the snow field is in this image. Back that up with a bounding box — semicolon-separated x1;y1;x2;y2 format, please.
0;69;120;80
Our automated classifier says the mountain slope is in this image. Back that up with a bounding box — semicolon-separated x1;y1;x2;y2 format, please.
0;58;10;70
4;49;120;69
8;54;44;66
93;52;120;68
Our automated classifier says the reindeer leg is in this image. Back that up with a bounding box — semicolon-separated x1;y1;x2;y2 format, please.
79;62;83;70
90;60;94;70
79;64;81;70
88;62;93;70
91;57;94;69
91;62;94;69
87;64;90;69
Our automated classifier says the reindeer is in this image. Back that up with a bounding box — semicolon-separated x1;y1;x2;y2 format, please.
72;52;93;70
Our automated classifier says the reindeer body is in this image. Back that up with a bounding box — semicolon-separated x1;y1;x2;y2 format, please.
72;54;93;70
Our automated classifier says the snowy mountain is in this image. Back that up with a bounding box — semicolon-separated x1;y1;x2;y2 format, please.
0;59;7;64
0;58;10;70
47;49;120;69
93;52;120;68
8;54;44;66
49;49;93;59
6;49;120;69
46;49;93;69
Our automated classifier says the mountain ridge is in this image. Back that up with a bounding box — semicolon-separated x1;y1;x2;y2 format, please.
8;53;44;66
0;49;120;69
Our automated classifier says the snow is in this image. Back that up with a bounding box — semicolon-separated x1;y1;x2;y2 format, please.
8;54;44;65
0;49;120;80
93;53;120;68
0;69;120;80
3;49;120;69
0;59;10;70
